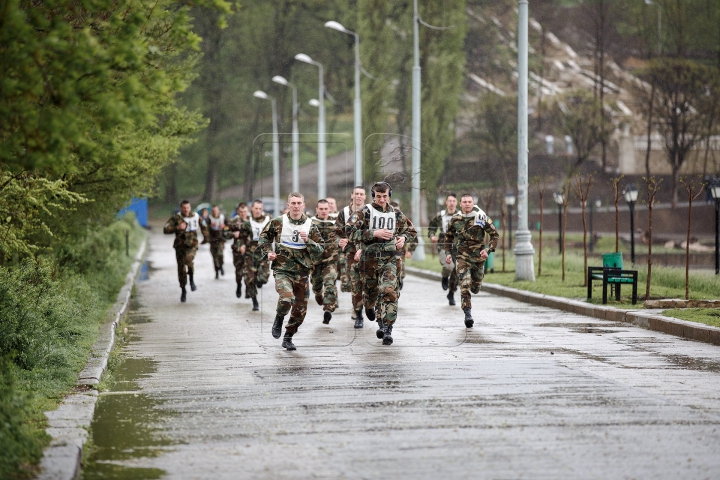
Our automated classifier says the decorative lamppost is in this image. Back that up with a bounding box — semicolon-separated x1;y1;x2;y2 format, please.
590;198;601;253
553;192;564;254
709;178;720;275
253;90;280;215
272;76;299;193
324;21;362;186
505;191;516;247
294;53;326;198
623;183;639;264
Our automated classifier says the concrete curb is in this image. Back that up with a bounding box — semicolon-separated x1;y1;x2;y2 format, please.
37;234;148;480
405;266;720;347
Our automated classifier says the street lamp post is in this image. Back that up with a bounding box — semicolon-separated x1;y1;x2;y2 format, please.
590;198;601;253
505;192;516;248
553;192;564;255
514;0;535;281
624;183;639;265
709;178;720;275
272;76;299;193
644;0;662;55
410;0;425;261
253;90;280;214
295;53;326;199
324;21;362;186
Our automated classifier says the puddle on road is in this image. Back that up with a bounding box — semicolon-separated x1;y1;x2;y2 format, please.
538;322;627;335
663;354;720;372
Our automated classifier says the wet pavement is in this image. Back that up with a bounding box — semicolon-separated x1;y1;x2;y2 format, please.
82;229;720;479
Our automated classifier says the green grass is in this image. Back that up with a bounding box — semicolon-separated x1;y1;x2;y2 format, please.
662;309;720;328
408;240;720;309
0;214;146;478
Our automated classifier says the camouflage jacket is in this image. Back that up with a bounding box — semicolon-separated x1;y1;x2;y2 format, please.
427;209;460;249
258;213;324;273
225;215;269;255
163;212;209;249
347;203;417;256
334;205;363;255
311;216;339;263
444;207;499;260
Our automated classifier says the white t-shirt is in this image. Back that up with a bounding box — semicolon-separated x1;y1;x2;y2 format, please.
279;215;313;249
208;214;224;231
249;215;271;241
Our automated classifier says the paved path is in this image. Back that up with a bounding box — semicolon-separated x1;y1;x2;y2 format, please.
83;228;720;479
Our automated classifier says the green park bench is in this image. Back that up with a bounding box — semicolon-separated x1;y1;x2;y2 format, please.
587;252;638;305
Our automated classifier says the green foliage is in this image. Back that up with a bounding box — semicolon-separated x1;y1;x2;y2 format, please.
663;308;720;328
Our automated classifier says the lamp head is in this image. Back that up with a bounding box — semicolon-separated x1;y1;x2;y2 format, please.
623;183;639;204
295;53;313;64
272;76;288;86
595;198;602;208
309;99;320;107
710;178;720;200
553;192;564;205
253;90;268;100
505;191;516;206
324;21;347;33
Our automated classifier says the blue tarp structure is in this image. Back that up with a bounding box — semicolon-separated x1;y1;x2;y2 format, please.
118;198;148;227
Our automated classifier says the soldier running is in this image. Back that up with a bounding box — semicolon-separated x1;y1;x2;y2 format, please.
232;200;271;311
443;194;499;328
311;199;339;324
225;203;249;300
260;193;324;350
207;205;226;279
348;182;417;345
428;193;460;305
335;186;367;328
163;200;209;302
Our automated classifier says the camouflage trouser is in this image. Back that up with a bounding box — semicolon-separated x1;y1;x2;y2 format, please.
243;248;270;299
311;260;338;312
346;252;363;311
339;254;350;292
175;247;197;288
397;258;406;291
232;249;244;284
359;255;400;326
274;270;309;334
456;256;485;310
438;249;458;292
210;240;225;270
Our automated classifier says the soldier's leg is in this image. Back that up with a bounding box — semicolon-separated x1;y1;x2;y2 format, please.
322;261;338;312
339;254;350;292
273;272;294;318
244;253;257;299
184;247;197;291
286;273;309;334
360;258;379;311
456;257;472;309
311;265;323;296
470;259;486;294
233;251;244;283
210;242;219;270
378;259;399;326
449;264;459;292
348;255;364;312
175;248;187;287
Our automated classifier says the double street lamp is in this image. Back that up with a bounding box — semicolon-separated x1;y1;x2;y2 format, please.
709;178;720;275
505;191;516;247
294;53;326;199
325;21;362;186
253;90;280;215
553;192;564;254
271;76;299;193
623;183;639;265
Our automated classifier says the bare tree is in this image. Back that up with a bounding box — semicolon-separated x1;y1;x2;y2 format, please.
610;176;624;252
533;176;550;276
573;174;593;287
643;176;663;300
680;177;705;300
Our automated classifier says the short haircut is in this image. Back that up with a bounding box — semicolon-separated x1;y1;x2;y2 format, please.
372;182;390;194
288;192;304;202
446;193;457;200
461;193;474;201
251;199;263;207
237;202;247;209
317;199;329;206
180;200;190;206
211;204;219;209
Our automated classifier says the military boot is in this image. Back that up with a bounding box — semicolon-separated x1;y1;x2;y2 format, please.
180;287;187;303
441;277;449;291
220;265;224;276
271;315;284;339
376;317;385;339
447;291;456;306
215;269;219;280
323;311;332;324
251;296;259;311
365;307;376;322
463;307;474;328
282;331;296;350
189;275;197;291
382;324;393;345
236;283;242;298
353;309;364;329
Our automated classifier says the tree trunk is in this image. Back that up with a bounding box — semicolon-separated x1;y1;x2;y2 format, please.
645;82;656;178
671;165;680;209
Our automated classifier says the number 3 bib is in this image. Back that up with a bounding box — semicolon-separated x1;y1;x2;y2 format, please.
280;216;313;249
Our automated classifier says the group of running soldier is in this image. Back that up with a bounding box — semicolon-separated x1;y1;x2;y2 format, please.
163;182;498;349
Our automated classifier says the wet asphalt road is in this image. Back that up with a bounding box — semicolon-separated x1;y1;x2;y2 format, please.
83;229;720;479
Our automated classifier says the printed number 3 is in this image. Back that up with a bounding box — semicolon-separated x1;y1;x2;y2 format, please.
292;230;299;242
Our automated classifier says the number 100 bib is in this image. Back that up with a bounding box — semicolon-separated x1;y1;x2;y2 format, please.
367;205;396;234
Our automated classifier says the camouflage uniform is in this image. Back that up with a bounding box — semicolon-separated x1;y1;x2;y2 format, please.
259;213;324;334
335;205;364;312
397;232;418;291
428;209;460;293
225;215;247;287
348;203;417;328
206;214;226;274
443;208;499;310
163;212;209;288
230;214;272;299
311;216;339;313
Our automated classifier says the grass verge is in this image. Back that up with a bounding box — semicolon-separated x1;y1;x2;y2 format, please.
661;309;720;328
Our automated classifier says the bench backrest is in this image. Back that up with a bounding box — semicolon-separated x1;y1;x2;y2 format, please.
602;252;623;269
